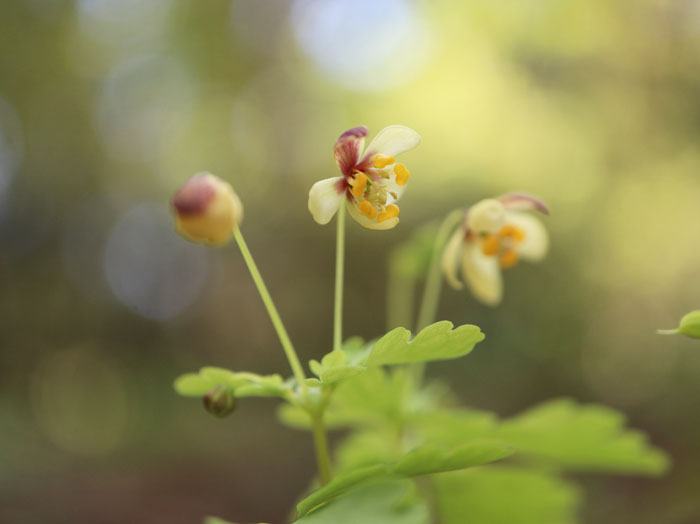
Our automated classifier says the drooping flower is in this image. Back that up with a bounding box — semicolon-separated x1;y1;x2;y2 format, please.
308;125;421;230
441;193;549;306
171;172;243;246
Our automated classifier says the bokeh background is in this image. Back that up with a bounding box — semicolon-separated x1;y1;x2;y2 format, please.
1;0;700;522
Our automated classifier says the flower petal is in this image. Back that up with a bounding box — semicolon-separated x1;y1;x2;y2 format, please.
506;212;549;261
364;125;421;158
498;192;550;215
334;126;368;176
441;228;465;290
383;171;408;204
308;177;344;225
347;200;399;230
461;242;503;306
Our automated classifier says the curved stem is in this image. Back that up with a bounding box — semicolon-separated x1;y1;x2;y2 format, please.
416;209;465;331
333;199;346;352
233;227;306;385
311;412;333;485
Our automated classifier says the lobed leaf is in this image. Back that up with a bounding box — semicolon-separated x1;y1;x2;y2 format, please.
414;399;670;476
495;398;670;475
296;441;511;518
434;467;581;524
391;442;514;477
309;349;367;386
295;480;429;524
363;321;484;366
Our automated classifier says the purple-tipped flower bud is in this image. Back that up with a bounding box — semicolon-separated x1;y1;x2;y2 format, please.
203;385;237;417
172;172;243;246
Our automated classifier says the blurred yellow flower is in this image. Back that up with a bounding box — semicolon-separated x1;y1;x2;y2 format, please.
308;125;421;230
441;193;549;306
171;172;243;246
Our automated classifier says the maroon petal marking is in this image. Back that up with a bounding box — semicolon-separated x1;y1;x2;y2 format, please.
498;192;550;215
337;126;368;142
172;174;216;215
334;177;350;195
334;126;368;177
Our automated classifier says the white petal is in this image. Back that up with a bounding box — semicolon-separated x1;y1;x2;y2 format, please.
441;228;465;290
506;212;549;261
364;125;421;157
461;242;503;306
383;171;407;204
308;177;344;225
347;200;399;230
467;199;506;234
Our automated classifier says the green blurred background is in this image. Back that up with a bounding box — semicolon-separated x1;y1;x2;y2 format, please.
1;0;700;522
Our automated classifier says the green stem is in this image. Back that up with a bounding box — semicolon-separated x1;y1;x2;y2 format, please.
657;329;680;335
416;209;465;331
333;199;346;352
233;227;306;385
311;412;333;485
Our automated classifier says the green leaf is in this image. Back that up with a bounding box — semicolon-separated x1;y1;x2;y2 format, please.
173;373;211;397
278;368;414;431
309;349;367;385
496;398;670;475
320;365;366;384
296;441;511;518
175;367;290;400
200;367;237;385
434;467;581;524
335;430;401;473
364;321;484;366
297;464;391;517
233;374;288;398
391;442;514;477
295;480;428;524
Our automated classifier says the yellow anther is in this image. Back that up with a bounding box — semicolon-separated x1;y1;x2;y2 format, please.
499;224;526;241
377;204;400;223
394;163;410;186
499;249;519;269
373;154;395;168
358;199;378;219
481;235;500;256
351;172;368;197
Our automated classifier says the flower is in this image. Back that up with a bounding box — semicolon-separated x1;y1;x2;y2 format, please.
441;193;549;306
308;125;421;230
171;172;243;246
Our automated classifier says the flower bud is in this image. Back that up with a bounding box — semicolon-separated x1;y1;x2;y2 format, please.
659;310;700;339
467;199;506;234
172;172;243;246
203;385;237;417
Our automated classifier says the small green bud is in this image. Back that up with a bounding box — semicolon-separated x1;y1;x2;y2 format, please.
203;385;237;417
658;310;700;339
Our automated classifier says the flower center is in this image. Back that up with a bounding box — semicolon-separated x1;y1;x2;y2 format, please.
346;154;411;222
481;224;526;268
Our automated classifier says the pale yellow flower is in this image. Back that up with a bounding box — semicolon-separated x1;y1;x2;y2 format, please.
308;125;421;230
171;172;243;246
441;193;549;306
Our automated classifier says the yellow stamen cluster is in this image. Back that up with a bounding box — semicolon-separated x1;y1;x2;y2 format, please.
377;204;400;223
358;199;377;219
394;163;410;186
481;224;526;268
373;154;394;168
351;172;368;197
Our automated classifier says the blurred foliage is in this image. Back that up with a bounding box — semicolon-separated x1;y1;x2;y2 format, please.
1;0;700;522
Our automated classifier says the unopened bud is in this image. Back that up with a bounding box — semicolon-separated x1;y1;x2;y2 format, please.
467;199;506;234
658;310;700;339
172;172;243;246
203;385;237;417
